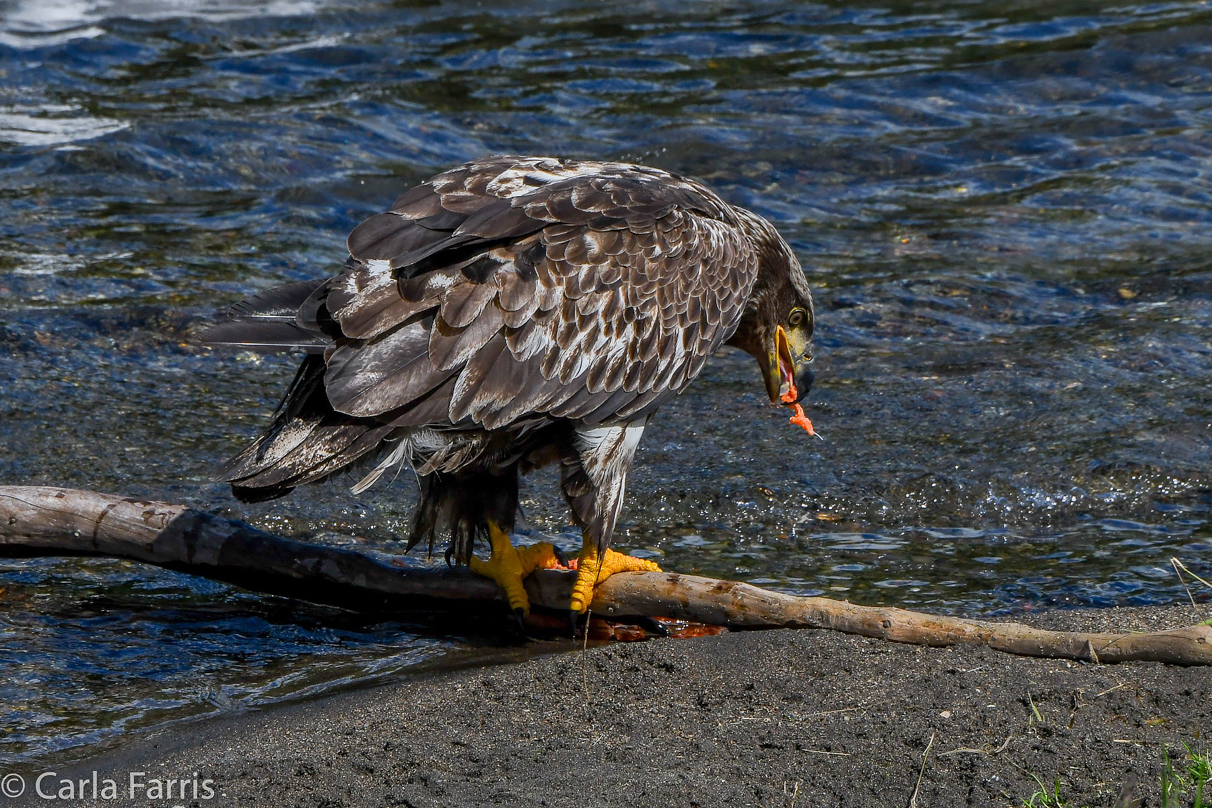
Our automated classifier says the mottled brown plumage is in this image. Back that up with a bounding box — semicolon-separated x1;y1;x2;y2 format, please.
204;155;815;567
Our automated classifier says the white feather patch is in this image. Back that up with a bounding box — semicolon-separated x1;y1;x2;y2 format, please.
486;164;606;199
574;420;648;488
350;435;410;495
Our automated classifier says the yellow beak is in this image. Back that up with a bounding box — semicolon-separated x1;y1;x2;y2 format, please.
764;326;797;403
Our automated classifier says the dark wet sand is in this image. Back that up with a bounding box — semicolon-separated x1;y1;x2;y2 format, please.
41;604;1212;808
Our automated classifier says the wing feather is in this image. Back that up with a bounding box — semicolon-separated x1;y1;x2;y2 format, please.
313;156;760;432
347;213;445;261
429;303;505;372
448;334;509;423
325;324;454;417
389;183;444;217
439;277;499;329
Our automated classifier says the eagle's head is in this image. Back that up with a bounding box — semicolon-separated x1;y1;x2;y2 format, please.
726;212;816;407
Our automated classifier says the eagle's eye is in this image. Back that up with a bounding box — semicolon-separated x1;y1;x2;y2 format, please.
788;307;807;327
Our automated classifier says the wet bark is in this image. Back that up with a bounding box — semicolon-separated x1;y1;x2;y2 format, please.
2;485;1209;665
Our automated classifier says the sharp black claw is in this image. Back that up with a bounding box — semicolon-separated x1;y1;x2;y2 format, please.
510;608;527;637
567;609;580;638
552;544;568;567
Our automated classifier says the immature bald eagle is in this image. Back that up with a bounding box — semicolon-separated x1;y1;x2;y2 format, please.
204;155;815;620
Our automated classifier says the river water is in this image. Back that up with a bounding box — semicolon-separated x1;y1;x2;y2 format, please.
1;0;1210;764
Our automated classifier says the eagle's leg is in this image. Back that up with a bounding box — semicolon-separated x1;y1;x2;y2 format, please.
468;521;561;617
569;541;661;614
561;420;662;615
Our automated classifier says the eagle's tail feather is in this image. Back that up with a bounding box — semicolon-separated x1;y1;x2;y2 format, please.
215;354;393;500
199;279;331;353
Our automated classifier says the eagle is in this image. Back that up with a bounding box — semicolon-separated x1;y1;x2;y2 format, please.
203;155;816;624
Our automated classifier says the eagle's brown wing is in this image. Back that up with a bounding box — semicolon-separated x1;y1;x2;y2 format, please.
314;156;761;431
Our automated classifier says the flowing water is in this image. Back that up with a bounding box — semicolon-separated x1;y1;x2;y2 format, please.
2;0;1210;765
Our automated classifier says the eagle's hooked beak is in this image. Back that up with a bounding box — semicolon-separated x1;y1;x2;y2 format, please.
765;325;814;404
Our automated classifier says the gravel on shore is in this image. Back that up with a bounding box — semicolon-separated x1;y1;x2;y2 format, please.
33;604;1212;808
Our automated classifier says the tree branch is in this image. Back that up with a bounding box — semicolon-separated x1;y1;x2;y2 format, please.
2;486;1209;665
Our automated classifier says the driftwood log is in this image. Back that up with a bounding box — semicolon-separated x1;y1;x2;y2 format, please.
1;485;1209;665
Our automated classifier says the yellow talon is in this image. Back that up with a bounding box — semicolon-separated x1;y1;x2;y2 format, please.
468;522;559;616
569;542;661;613
516;541;562;574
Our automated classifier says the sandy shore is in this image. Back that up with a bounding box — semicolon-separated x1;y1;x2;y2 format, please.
29;604;1212;808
